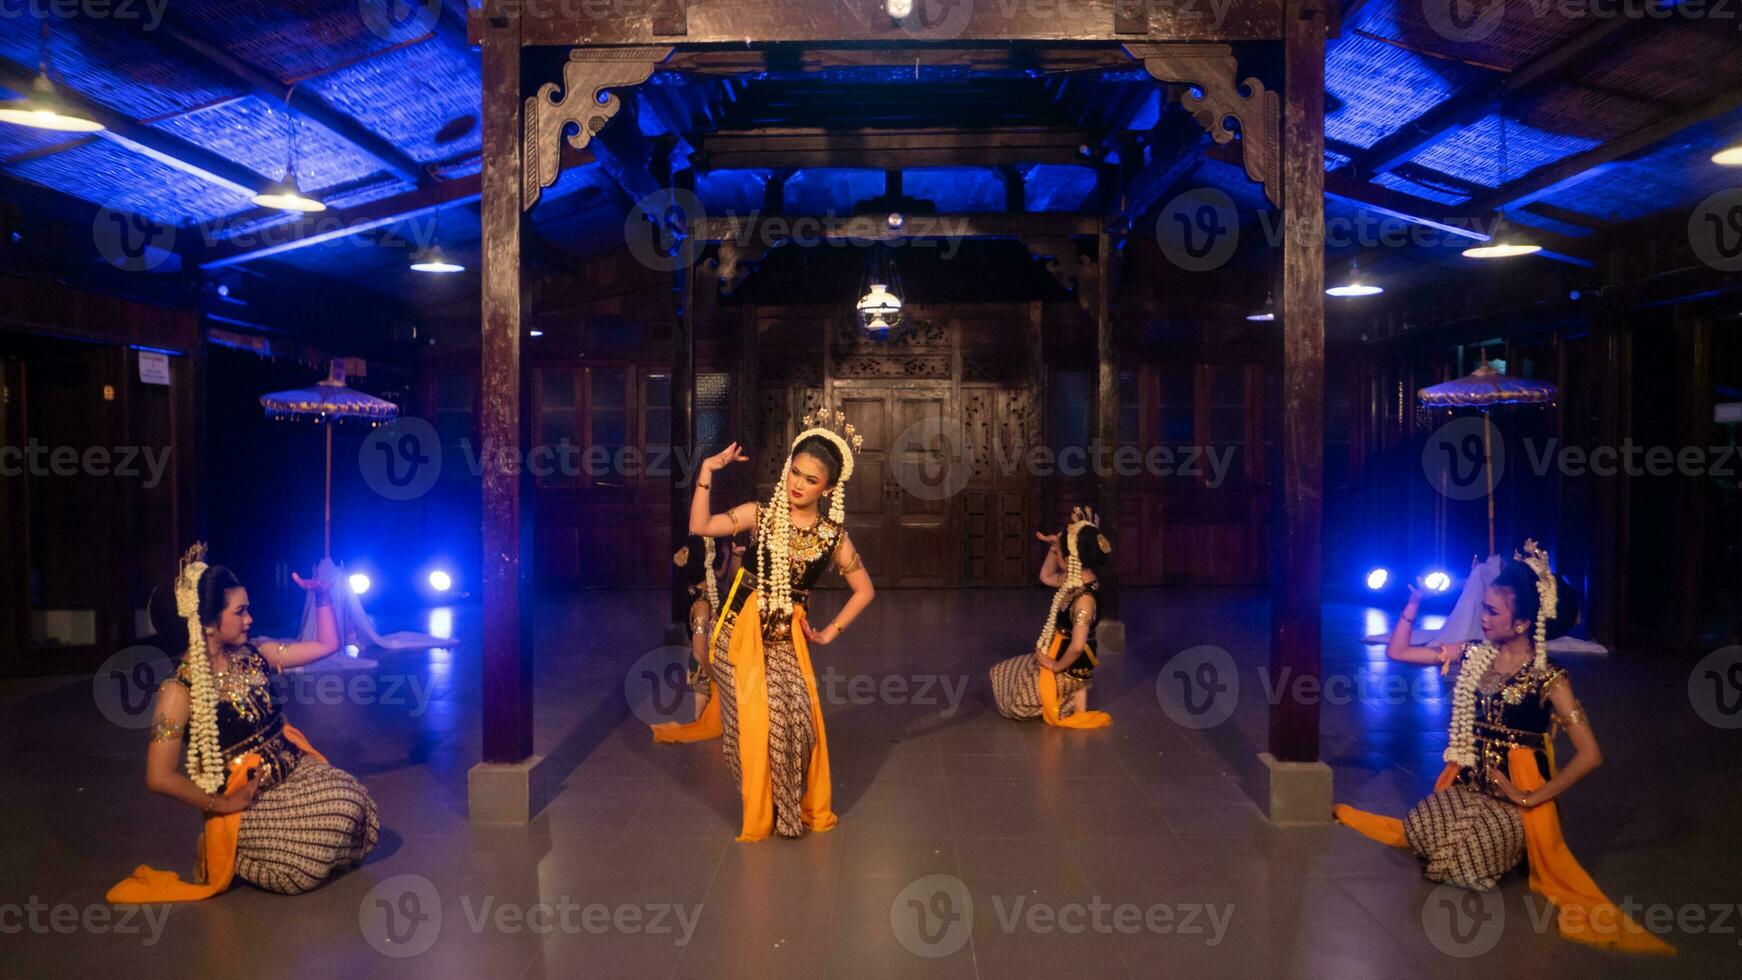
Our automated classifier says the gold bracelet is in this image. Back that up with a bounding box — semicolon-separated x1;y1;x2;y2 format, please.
698;481;711;490
727;510;740;531
830;620;846;633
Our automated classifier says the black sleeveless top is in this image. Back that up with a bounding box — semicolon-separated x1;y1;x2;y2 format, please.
738;511;845;606
169;644;305;790
1055;581;1101;679
1453;645;1566;798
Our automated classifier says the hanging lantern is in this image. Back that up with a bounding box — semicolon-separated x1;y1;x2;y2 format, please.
855;245;905;337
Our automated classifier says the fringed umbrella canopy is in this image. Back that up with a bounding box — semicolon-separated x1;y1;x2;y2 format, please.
1418;363;1558;409
260;361;399;559
260;363;399;424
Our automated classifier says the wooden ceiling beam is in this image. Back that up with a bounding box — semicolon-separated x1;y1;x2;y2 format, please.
198;173;481;268
476;0;1284;45
693;127;1096;171
0;57;270;197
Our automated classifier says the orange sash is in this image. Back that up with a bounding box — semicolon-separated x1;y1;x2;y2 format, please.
719;592;836;841
1335;748;1674;955
1036;634;1112;729
108;724;326;904
652;570;741;743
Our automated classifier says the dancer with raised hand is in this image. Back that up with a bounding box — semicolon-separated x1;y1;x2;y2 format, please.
669;409;875;840
1335;540;1672;955
110;545;378;902
989;506;1114;729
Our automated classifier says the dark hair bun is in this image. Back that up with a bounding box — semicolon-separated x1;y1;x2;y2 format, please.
1072;525;1113;571
1494;559;1582;640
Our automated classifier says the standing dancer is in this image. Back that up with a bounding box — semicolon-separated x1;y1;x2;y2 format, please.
671;410;875;840
109;545;379;902
1335;541;1672;954
989;506;1114;729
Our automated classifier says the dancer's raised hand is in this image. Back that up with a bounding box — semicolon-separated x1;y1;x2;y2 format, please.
702;441;748;475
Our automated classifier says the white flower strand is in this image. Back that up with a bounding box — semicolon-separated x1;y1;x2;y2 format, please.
757;410;859;624
1035;513;1096;655
174;546;227;795
702;535;720;617
1443;640;1497;769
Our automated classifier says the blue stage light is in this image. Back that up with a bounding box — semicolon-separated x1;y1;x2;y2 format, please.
1423;570;1452;593
428;569;453;593
1365;568;1389;591
348;572;372;596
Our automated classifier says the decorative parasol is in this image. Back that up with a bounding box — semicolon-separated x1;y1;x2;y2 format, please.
260;358;398;559
1419;359;1558;557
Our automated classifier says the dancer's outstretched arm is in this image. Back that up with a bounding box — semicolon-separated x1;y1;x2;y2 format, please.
1385;582;1458;668
259;570;340;670
690;442;756;538
1035;531;1064;586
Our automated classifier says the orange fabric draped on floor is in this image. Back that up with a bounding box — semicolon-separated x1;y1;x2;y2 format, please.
107;724;327;904
723;592;836;841
1335;748;1674;955
1036;634;1112;729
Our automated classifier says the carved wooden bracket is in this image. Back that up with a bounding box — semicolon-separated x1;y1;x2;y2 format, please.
524;47;673;211
1125;43;1280;208
710;237;774;296
1022;236;1100;314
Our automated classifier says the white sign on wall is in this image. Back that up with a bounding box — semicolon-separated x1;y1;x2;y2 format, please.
138;351;171;386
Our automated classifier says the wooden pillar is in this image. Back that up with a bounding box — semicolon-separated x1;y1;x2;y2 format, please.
1670;305;1712;655
1268;0;1327;764
1587;249;1626;645
1094;230;1120;621
478;4;531;766
670;226;697;626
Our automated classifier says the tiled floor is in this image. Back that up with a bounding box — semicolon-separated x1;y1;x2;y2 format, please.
6;587;1735;979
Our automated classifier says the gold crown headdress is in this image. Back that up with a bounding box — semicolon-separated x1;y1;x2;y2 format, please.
173;543;228;794
756;405;862;631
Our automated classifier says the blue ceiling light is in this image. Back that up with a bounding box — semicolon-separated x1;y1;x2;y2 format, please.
0;22;103;133
1326;257;1383;297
